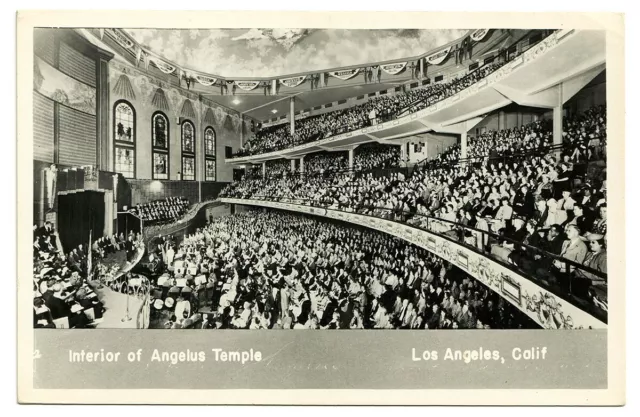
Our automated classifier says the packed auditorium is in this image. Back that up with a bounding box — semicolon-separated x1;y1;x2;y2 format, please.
31;27;607;330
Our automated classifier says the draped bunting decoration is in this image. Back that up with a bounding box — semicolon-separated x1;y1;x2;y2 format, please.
280;75;306;88
235;81;261;91
149;56;176;74
471;29;490;42
380;62;407;75
329;68;360;80
151;88;171;112
195;74;217;86
214;106;226;125
113;74;136;101
111;29;135;50
425;46;451;65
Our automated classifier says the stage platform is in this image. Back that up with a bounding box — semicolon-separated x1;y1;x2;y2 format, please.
90;246;150;328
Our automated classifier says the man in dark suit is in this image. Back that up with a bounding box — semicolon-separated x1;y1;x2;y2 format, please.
36;221;54;240
45;284;72;320
513;185;535;219
565;204;594;234
125;236;135;261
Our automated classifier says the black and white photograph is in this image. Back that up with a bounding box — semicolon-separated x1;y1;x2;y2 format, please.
16;10;625;405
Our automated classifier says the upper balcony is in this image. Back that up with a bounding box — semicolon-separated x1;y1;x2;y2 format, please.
226;29;605;165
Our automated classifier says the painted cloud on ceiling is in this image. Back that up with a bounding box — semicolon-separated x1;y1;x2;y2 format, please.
125;28;468;77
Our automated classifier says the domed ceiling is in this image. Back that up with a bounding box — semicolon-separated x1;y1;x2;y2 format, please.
125;28;468;78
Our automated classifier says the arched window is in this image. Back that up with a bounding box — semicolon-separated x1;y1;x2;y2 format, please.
204;126;216;181
181;120;195;181
113;100;135;178
151;111;169;180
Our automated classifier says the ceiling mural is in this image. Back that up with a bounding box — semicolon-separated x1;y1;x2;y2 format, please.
125;28;468;78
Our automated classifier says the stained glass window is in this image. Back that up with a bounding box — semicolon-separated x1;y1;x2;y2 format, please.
113;101;136;178
205;127;216;156
182;121;195;153
153;153;168;180
152;112;169;149
180;120;196;181
182;157;195;181
115;147;135;178
205;159;216;181
115;102;134;143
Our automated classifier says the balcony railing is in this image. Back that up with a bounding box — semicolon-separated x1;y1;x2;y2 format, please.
220;195;607;326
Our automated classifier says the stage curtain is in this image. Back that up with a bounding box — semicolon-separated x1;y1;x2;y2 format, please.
57;191;105;252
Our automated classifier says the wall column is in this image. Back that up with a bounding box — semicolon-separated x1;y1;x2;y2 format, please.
37;168;46;227
240;113;245;148
290;159;295;172
498;111;506;131
300;156;305;174
112;174;119;233
552;84;564;158
104;191;113;236
553;109;563;156
419;58;424;79
348;149;354;171
262;162;266;179
460;132;468;164
290;97;295;135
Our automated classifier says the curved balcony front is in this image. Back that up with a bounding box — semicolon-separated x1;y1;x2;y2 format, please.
220;197;607;330
226;29;605;165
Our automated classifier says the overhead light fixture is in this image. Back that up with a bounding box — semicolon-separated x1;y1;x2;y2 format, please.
271;109;278;114
232;98;241;105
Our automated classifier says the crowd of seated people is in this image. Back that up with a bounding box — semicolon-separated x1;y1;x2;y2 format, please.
236;61;510;157
146;210;538;329
465;107;606;164
264;159;292;178
353;143;401;171
129;197;190;226
33;222;106;328
220;107;608;312
304;151;348;174
251;144;402;181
